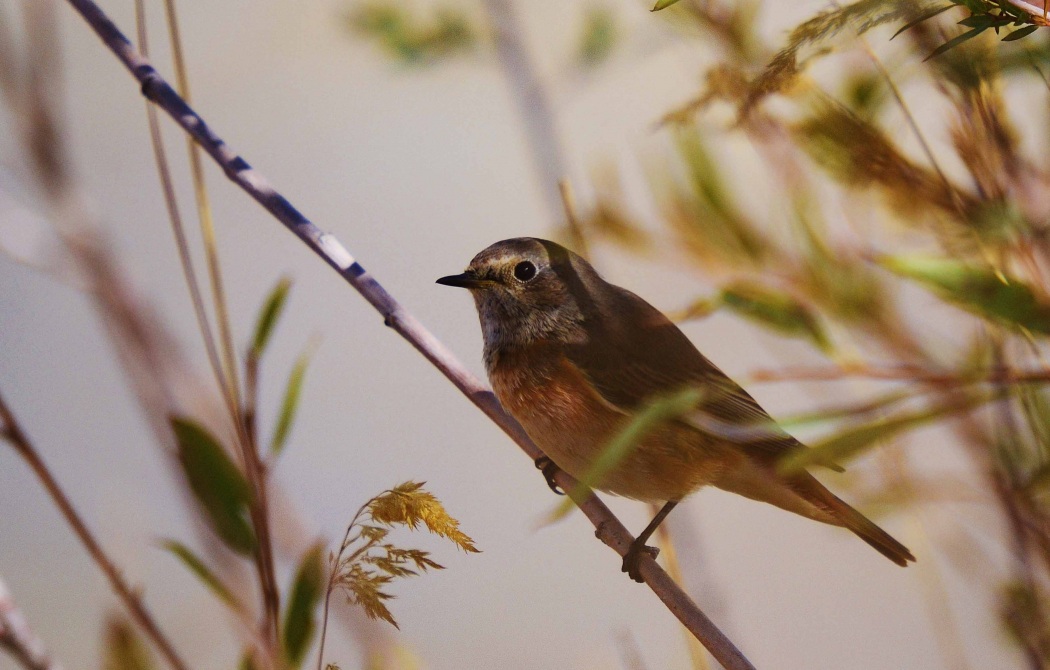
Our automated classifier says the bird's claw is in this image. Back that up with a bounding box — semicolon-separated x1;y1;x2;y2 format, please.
622;541;660;583
534;455;564;495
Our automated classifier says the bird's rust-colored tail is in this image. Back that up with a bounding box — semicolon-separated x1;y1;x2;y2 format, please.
789;473;915;566
826;489;915;567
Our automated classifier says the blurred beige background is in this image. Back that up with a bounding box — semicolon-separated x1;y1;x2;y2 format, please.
0;1;1020;669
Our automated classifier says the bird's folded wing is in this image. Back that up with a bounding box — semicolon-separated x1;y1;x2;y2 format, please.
565;301;842;472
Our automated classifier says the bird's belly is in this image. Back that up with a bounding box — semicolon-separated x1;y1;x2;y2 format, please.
489;353;727;502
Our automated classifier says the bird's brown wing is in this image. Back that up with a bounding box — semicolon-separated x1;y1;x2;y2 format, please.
566;286;842;471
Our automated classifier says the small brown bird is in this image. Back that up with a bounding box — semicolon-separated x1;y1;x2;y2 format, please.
438;237;914;580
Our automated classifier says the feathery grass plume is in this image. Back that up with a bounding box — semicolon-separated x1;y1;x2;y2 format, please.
580;165;651;249
792;100;976;220
658;64;751;127
946;68;1025;211
744;0;940;112
719;280;832;353
658;127;773;268
346;2;475;64
321;482;478;643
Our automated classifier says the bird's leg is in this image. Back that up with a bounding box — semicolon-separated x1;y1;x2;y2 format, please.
622;501;678;583
534;455;565;495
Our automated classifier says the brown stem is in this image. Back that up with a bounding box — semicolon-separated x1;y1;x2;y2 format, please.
0;391;190;670
59;2;756;667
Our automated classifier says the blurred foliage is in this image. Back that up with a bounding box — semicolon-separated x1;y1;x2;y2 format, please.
578;5;618;67
346;2;475;64
103;617;156;670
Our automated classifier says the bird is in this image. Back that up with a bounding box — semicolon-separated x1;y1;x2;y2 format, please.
437;237;915;581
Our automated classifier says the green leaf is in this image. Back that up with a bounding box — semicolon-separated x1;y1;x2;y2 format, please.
283;544;326;667
160;539;241;610
578;7;617;66
104;617;156;670
171;417;257;555
881;255;1050;334
549;388;702;521
252;277;292;357
271;349;311;456
720;281;831;352
925;26;987;61
780;392;996;473
1002;24;1040;41
891;4;956;39
652;0;683;10
958;14;999;28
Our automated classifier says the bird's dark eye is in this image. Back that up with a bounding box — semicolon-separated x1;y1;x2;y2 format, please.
513;261;537;282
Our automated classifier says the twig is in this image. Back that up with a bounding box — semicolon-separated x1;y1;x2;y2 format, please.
0;576;63;670
0;390;190;670
558;178;589;258
60;2;756;668
749;364;1050;385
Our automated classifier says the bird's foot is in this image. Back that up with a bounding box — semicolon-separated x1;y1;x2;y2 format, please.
621;540;660;583
534;456;564;495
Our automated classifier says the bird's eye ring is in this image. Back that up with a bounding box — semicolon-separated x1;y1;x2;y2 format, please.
513;260;537;282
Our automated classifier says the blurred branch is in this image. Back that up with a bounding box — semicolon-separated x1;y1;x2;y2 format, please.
59;1;755;667
0;576;63;670
481;0;579;247
0;390;190;670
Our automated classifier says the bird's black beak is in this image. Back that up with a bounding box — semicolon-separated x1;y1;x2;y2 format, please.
436;271;486;289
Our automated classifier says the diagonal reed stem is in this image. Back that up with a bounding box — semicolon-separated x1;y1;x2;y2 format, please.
0;391;189;670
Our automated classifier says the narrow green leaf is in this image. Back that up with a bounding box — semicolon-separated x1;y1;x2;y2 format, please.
780;392;996;473
958;14;999;28
1002;24;1040;41
252;277;292;357
891;4;956;39
880;255;1050;334
160;539;241;610
721;281;831;352
271;349;311;456
652;0;682;10
283;544;326;667
171;417;257;555
924;26;987;61
549;388;702;521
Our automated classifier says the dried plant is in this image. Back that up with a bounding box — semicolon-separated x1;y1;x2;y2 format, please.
317;482;479;667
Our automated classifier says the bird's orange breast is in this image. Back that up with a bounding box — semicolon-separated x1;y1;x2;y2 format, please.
488;344;729;502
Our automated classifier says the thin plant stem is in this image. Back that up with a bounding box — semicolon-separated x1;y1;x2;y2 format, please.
60;3;757;667
158;0;282;646
132;0;226;420
0;576;63;670
0;390;190;670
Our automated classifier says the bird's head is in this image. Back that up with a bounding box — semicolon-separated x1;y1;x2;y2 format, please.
437;237;593;352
